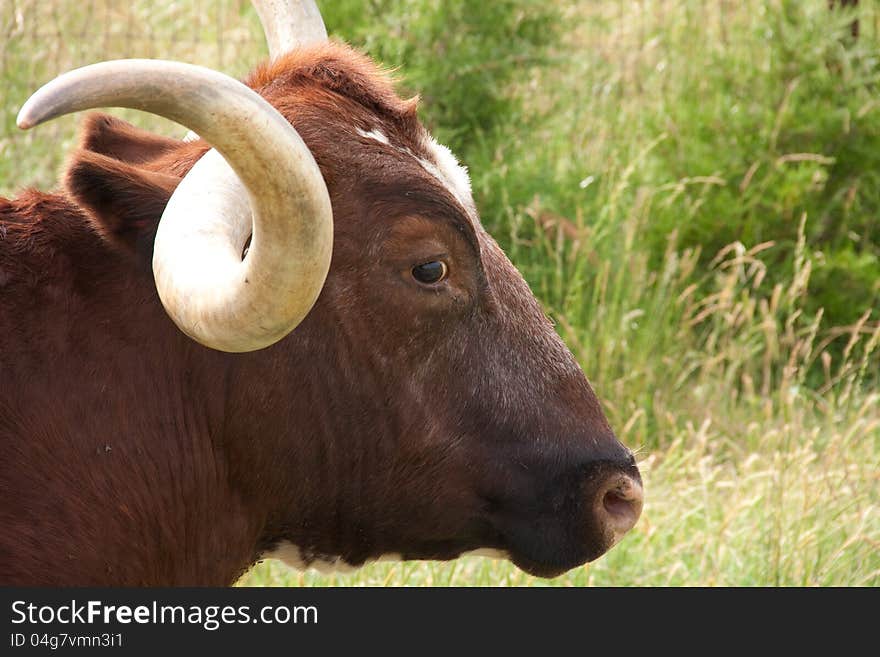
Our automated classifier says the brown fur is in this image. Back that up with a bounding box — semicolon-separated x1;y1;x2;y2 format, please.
0;42;639;585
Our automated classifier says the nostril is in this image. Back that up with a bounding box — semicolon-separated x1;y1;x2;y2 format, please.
603;488;634;518
597;475;644;537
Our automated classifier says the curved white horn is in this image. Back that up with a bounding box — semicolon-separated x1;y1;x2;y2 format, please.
252;0;328;59
18;59;333;352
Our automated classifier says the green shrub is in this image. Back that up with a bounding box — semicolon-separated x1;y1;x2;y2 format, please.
636;1;880;332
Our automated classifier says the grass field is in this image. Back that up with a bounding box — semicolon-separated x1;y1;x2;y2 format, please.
1;0;877;586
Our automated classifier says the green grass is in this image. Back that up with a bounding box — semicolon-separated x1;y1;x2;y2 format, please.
1;0;878;586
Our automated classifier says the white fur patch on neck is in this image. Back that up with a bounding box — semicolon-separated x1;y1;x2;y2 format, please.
356;127;390;145
264;542;360;574
263;541;406;574
462;548;510;560
261;542;509;574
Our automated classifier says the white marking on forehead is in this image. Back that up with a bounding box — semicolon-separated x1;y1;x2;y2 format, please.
355;123;478;223
356;126;390;145
420;134;477;220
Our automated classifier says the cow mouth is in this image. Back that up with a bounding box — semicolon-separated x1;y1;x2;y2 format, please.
507;547;607;579
488;533;612;579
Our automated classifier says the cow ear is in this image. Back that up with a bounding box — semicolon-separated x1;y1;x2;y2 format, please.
64;148;180;261
77;113;181;165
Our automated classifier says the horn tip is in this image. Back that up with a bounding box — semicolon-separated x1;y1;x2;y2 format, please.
16;104;38;130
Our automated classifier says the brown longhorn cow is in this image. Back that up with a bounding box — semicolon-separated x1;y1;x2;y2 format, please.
0;1;643;585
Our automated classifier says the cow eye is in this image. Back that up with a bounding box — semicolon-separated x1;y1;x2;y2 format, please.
411;260;448;285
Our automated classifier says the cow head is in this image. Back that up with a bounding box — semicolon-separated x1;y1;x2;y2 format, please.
18;1;642;578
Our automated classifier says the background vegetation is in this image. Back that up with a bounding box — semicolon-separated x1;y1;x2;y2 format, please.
1;0;877;586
